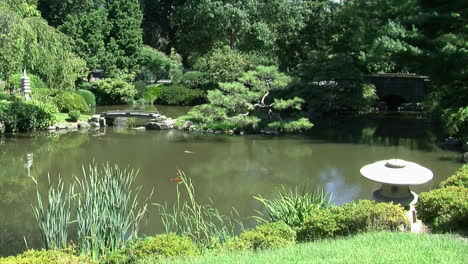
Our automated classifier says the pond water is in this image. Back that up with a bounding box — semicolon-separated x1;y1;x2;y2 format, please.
0;105;462;256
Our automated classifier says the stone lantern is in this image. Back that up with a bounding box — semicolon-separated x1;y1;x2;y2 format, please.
21;69;31;100
360;159;433;207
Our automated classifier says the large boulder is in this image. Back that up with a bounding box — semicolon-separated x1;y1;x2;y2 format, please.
182;121;193;130
145;122;170;130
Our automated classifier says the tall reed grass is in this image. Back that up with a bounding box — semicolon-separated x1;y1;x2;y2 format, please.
31;175;74;250
31;163;152;260
254;186;333;229
156;170;243;249
75;163;152;259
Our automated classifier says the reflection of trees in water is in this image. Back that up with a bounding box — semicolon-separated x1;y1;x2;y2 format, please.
319;168;362;205
0;132;90;256
308;114;440;151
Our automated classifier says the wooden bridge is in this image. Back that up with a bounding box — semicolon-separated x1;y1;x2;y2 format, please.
101;110;159;119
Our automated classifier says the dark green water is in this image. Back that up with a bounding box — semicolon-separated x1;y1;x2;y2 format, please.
0;106;462;256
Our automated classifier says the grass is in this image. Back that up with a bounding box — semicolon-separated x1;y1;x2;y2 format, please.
155;232;467;264
53;113;91;123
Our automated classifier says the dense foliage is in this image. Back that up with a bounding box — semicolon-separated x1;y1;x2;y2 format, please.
297;200;408;241
0;249;95;264
53;92;89;113
0;99;57;132
88;78;137;105
76;89;96;108
154;85;206;106
0;1;87;90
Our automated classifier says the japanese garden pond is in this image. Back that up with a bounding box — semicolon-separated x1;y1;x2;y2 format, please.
0;105;462;256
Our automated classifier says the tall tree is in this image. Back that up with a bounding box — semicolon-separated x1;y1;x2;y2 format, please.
106;0;143;72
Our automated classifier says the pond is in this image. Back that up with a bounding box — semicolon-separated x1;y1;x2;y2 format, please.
0;105;462;256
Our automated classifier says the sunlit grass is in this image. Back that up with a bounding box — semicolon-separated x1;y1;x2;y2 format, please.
156;232;467;264
53;113;91;123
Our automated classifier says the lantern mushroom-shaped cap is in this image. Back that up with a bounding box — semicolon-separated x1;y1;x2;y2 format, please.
360;159;433;186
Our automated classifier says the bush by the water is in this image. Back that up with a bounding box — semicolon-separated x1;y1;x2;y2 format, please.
68;110;80;122
224;222;296;251
297;200;408;241
76;89;96;107
143;85;162;104
0;249;95;264
439;165;468;188
417;186;468;233
106;233;199;263
53;92;89;113
155;84;206;106
88;79;137;105
0;99;57;132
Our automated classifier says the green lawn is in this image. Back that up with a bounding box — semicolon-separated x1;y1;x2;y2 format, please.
155;232;467;264
53;113;91;123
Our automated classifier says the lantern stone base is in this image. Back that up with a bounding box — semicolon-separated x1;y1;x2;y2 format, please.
373;184;418;207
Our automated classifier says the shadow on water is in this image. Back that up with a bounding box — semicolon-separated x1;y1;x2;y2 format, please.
306;111;442;151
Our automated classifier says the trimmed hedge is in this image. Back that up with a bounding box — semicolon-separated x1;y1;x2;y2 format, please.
53;92;89;113
417;186;468;233
0;249;95;264
68;110;80;122
439;165;468;188
155;84;206;106
297;200;408;242
105;233;199;264
76;89;96;107
224;222;296;251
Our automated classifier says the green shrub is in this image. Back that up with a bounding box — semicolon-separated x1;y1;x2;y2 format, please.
143;85;162;104
155;85;206;106
180;71;214;90
7;73;48;94
105;234;199;264
298;200;408;242
2;99;58;132
254;187;333;229
0;249;95;264
417;186;468;233
0;92;11;101
202;120;237;131
76;89;96;107
133;234;199;260
89;79;137;105
134;81;147;100
441;106;468;137
439;165;468;188
224;222;296;251
53;92;89;113
68;110;81;122
31;88;60;102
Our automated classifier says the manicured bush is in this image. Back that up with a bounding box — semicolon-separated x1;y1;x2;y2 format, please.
1;99;58;132
76;89;96;107
417;186;468;233
68;110;81;122
297;200;408;242
53;92;89;113
0;249;95;264
143;85;162;104
88;79;137;105
439;165;468;188
180;71;214;90
154;84;206;106
224;222;296;251
106;234;199;264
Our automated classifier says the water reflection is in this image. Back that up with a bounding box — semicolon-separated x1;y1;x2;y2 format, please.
0;111;462;256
